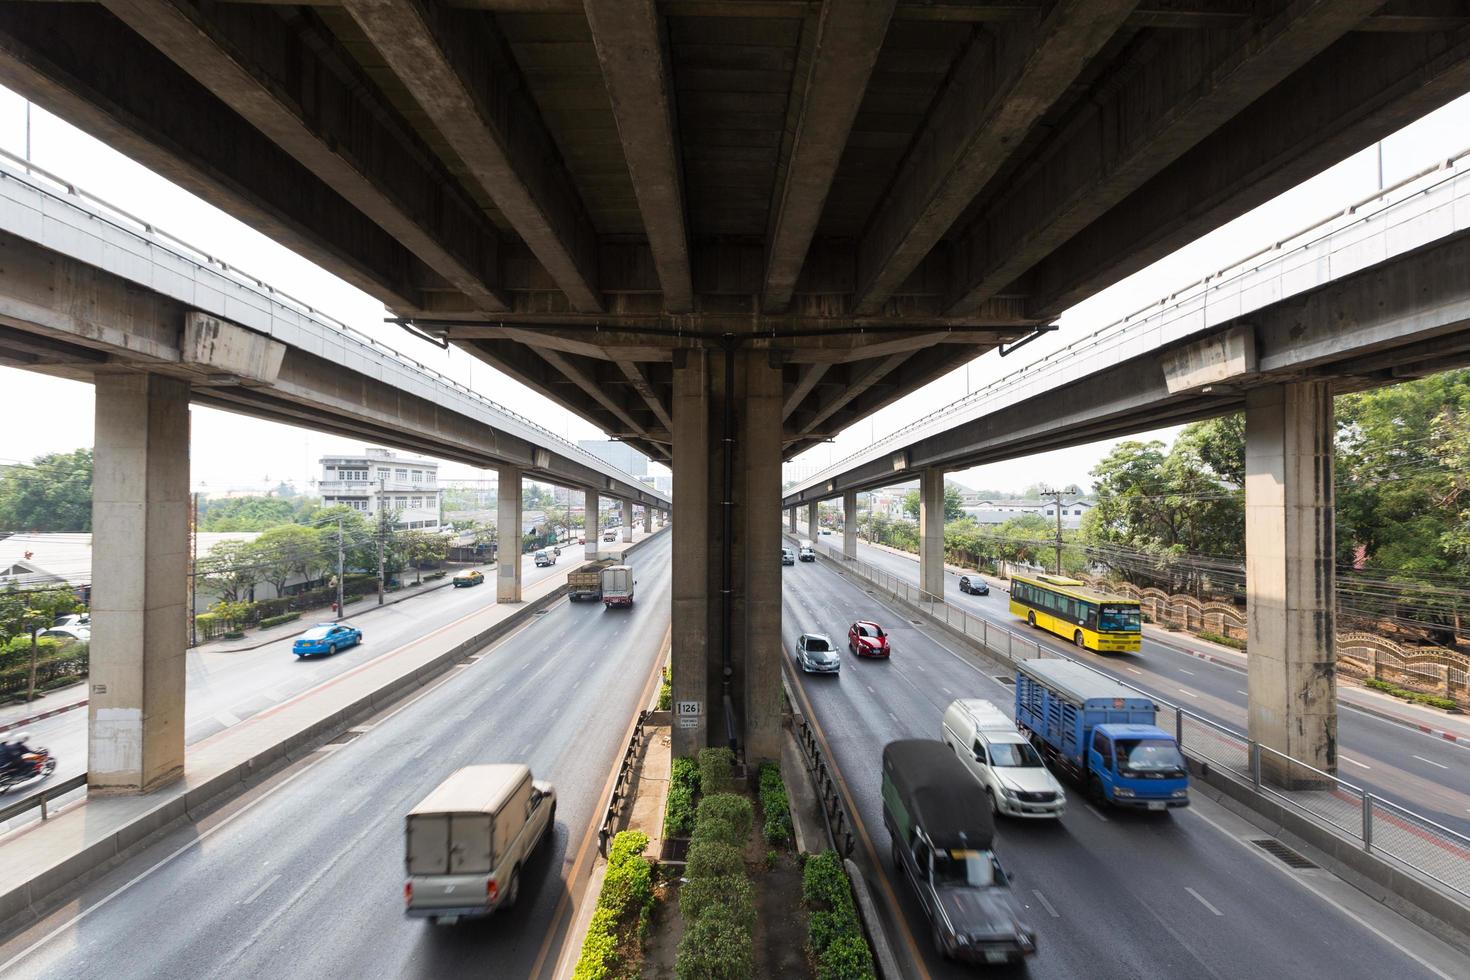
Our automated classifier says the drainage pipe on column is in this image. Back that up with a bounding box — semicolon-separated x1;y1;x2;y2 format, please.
721;341;738;754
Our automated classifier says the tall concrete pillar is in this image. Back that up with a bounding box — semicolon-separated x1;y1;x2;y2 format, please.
788;507;798;533
89;373;190;794
806;501;818;542
1246;382;1337;780
670;348;783;762
919;467;945;598
671;351;712;757
622;499;635;543
585;489;601;559
497;465;522;603
843;491;858;560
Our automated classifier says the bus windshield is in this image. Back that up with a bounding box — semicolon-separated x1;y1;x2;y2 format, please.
1098;604;1141;633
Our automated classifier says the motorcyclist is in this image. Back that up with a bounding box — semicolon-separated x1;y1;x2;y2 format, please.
0;733;32;776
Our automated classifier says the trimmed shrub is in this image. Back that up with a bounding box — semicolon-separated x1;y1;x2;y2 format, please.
802;851;852;910
694;793;753;848
697;747;736;795
657;680;672;711
223;630;246;640
675;901;754;980
804;850;875;980
1365;678;1457;711
571;830;652;980
758;763;792;845
258;612;301;630
808;908;858;956
685;840;743;881
818;934;876;980
678;874;755;931
665;756;700;837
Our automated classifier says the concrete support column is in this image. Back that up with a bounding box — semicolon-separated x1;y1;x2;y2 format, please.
496;465;522;603
919;467;945;598
788;507;798;533
622;499;635;542
741;349;783;763
806;501;818;542
671;351;712;757
1246;382;1337;781
585;489;601;559
843;491;858;560
89;374;190;794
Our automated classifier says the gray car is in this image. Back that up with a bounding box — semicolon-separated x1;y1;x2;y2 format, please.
796;633;841;674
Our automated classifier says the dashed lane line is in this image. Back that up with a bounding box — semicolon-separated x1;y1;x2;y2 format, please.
1178;689;1199;698
1185;887;1223;916
1179;669;1195;676
1084;804;1109;822
1340;755;1371;770
240;874;280;907
1413;755;1450;771
1032;890;1060;918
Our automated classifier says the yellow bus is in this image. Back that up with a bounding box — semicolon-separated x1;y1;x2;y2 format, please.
1008;573;1142;653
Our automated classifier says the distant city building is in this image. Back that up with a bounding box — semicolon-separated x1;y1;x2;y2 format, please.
639;474;674;496
579;439;649;477
318;447;442;530
965;497;1095;529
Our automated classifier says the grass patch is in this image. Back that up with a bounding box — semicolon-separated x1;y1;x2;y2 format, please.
1364;678;1458;711
572;830;653;980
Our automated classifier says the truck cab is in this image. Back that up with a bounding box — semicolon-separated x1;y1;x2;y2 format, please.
881;740;1037;965
1086;724;1189;810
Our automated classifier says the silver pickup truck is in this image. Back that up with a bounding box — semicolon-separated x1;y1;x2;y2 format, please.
403;764;556;924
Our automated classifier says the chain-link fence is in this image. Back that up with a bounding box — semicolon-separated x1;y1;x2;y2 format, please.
789;531;1470;905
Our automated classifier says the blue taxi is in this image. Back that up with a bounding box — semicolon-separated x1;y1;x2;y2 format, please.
293;622;362;658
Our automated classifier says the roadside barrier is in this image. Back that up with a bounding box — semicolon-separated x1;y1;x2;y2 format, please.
794;717;855;859
597;709;650;857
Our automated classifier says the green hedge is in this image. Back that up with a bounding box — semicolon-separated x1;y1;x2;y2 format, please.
676;793;754;980
258;612;301;630
758;763;792;845
664;757;700;838
1364;677;1458;711
693;794;753;848
697;747;736;796
803;851;875;980
0;639;88;700
572;830;652;980
1198;630;1247;650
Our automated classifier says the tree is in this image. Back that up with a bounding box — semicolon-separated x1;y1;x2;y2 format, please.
901;485;964;521
197;539;261;603
199;495;318;531
251;524;322;596
398;530;449;584
0;449;93;532
0;585;79;701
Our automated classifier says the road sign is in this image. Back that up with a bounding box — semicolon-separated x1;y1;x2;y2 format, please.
676;700;702;730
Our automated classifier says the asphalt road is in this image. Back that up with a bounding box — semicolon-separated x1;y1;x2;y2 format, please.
844;539;1470;837
781;552;1468;980
0;530;671;980
1;543;603;809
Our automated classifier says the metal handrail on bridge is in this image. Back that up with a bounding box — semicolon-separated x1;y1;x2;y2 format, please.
788;532;1470;905
597;709;650;857
0;148;658;496
0;773;86;826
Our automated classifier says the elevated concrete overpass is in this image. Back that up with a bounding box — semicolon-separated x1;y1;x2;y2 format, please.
0;156;666;792
2;0;1470;764
784;156;1470;777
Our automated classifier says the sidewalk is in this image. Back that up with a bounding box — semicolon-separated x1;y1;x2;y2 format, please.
856;538;1470;745
0;683;88;734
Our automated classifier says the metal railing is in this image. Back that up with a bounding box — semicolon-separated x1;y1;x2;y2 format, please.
597;709;650;857
0;148;664;502
790;142;1470;498
794;715;856;859
789;533;1470;904
0;773;87;826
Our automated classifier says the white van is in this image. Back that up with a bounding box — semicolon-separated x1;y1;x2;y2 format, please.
941;699;1065;819
404;764;556;923
798;540;816;562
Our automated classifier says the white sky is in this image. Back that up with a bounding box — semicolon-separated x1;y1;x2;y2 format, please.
1;85;1468;496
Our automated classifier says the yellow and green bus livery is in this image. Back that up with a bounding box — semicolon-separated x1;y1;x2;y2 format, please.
1008;574;1142;653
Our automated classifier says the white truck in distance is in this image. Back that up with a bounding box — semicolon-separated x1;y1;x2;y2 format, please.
403;764;555;925
602;565;635;608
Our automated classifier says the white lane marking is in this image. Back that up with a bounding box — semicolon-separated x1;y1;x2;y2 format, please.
867;685;875;694
1126;667;1142;675
1339;755;1371;770
1236;690;1248;696
495;683;507;693
1413;755;1450;771
214;712;242;728
915;664;926;672
345;797;369;816
241;873;281;907
1083;804;1108;822
888;712;899;723
941;687;953;696
1032;889;1059;918
1177;688;1199;698
1185;887;1223;916
1178;668;1195;676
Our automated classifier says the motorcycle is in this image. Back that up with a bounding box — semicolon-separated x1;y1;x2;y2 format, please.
0;746;57;792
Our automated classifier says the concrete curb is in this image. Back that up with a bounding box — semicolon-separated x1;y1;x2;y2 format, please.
0;698;89;735
845;857;902;980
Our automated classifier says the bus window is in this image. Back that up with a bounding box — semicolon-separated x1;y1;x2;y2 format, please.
1099;604;1141;632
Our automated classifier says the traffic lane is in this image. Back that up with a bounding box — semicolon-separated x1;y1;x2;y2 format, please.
847;541;1470;828
0;532;672;980
782;559;1446;980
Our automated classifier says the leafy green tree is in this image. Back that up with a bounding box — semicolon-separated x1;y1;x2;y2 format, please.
197;539;261;604
0;585;79;701
250;524;322;597
0;449;93;532
900;485;964;522
200;495;319;531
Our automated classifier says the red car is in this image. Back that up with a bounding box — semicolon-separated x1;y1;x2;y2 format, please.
848;621;890;658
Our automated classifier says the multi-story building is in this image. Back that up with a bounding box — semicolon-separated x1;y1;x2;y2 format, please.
318;447;442;530
965;497;1095;529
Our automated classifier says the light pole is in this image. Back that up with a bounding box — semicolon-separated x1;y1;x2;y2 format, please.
335;516;345;619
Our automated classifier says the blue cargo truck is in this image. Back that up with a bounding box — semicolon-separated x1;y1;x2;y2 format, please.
1014;659;1189;810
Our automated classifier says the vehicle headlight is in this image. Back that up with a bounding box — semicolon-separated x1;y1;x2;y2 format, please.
1173;789;1188;798
1113;787;1135;797
1002;787;1019;800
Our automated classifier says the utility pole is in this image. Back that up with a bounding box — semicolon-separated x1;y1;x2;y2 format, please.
377;524;386;605
188;492;199;648
335;517;345;619
378;475;387;605
1040;484;1079;575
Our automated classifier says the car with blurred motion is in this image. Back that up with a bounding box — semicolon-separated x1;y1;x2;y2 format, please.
958;573;989;596
847;621;890;658
798;541;816;562
453;570;485;587
781;548;796;566
404;764;555;925
293;622;362;657
942;699;1064;819
534;548;558;567
796;633;841;674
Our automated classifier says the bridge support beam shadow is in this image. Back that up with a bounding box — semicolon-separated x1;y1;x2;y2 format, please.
671;348;782;763
89;373;190;794
621;499;634;543
919;467;945;599
1246;381;1337;786
843;491;857;561
497;465;522;603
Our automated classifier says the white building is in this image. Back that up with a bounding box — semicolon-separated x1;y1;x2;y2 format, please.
318;447;442;530
965;497;1095;529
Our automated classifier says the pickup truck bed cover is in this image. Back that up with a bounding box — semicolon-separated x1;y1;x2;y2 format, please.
883;740;993;849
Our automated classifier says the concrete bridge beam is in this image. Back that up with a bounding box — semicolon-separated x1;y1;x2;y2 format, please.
585;490;601;560
919;467;945;599
497;465;522;603
621;499;634;543
843;490;858;561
